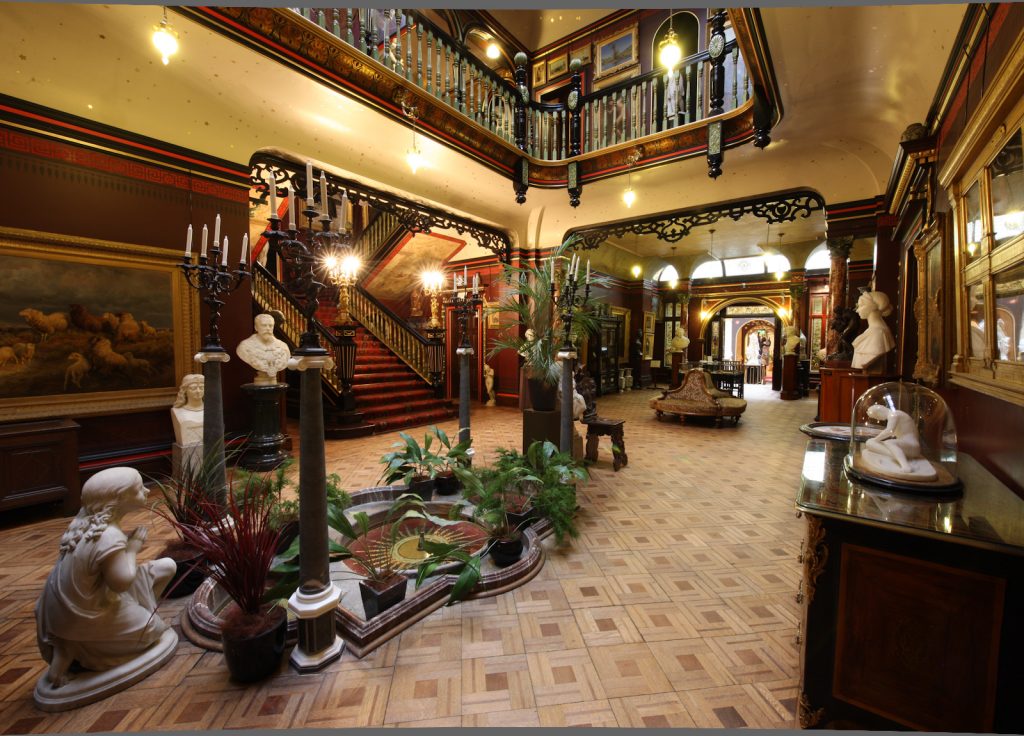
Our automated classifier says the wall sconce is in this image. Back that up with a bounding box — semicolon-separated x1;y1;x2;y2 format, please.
152;7;179;66
699;310;709;321
631;264;642;278
422;270;445;328
486;42;501;59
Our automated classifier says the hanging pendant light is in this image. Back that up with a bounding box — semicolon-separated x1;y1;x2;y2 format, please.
403;102;426;174
152;7;179;66
658;10;682;69
623;149;640;208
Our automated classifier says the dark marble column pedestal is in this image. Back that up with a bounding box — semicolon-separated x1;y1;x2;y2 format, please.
197;350;230;505
239;382;289;471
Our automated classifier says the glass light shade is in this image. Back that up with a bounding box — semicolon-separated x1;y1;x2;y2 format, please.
631;265;642;278
486;42;501;59
622;187;636;208
668;279;678;289
152;22;179;66
340;254;361;279
406;148;425;174
421;271;444;291
658;28;682;69
847;381;960;491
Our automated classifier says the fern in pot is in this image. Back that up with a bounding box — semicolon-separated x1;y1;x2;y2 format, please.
379;430;445;501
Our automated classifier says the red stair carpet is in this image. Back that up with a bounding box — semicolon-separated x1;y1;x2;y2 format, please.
352;326;457;432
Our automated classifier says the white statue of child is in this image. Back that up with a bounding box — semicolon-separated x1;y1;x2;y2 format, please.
35;467;177;691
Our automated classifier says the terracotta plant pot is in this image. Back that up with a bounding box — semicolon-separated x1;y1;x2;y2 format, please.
407;475;435;502
359;575;407;619
434;470;461;495
527;378;557;412
221;606;287;683
488;536;524;568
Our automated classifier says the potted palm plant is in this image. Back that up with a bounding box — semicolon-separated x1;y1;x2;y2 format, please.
432;427;472;495
164;475;285;683
452;465;534;567
379;430;445;501
486;237;605;411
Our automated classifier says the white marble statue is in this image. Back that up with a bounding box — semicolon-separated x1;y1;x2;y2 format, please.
670;331;690;352
171;374;204;447
236;313;291;385
861;404;937;481
34;467;178;709
784;325;801;355
851;290;896;370
484;364;496;407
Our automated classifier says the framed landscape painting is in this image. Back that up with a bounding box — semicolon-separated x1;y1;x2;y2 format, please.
595;25;638;79
547;53;568;81
532;60;546;88
0;227;198;420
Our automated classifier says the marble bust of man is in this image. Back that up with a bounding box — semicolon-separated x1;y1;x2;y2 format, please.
236;314;291;385
171;374;204;447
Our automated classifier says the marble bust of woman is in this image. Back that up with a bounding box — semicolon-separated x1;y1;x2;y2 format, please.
171;374;204;447
851;290;896;370
35;467;176;691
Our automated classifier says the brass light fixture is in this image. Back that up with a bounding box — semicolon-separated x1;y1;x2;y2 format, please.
421;270;445;328
152;7;179;66
658;10;682;69
402;101;426;174
622;149;641;208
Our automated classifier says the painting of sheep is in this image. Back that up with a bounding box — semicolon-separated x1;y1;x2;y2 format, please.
0;250;177;399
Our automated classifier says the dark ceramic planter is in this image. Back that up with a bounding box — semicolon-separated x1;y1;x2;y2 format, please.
407;475;435;502
359;575;408;619
434;470;461;496
274;519;299;554
488;536;524;568
163;546;206;599
506;508;536;531
527;378;557;412
221;607;287;683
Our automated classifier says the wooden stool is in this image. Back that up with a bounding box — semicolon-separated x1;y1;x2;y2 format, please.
583;417;627;471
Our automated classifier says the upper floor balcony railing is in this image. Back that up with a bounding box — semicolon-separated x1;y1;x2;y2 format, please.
290;8;751;162
179;7;779;201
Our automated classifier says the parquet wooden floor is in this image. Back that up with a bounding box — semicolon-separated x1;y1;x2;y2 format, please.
0;384;816;731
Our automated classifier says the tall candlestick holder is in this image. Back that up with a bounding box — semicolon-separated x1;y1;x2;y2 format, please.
552;257;591;454
178;240;249;504
261;175;344;674
446;275;483;450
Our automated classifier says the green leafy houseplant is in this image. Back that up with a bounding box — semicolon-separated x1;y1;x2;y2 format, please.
379;429;447;500
163;475;286;683
485;237;607;397
432;427;472;495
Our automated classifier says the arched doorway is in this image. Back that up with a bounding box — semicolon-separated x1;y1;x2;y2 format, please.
737;319;775;384
699;298;788;387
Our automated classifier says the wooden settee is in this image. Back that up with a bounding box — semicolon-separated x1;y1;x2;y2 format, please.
650;369;748;426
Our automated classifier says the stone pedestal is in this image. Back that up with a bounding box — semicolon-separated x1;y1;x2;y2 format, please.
239;382;289;471
172;442;203;480
523;409;559;453
781;353;801;400
572;427;583;461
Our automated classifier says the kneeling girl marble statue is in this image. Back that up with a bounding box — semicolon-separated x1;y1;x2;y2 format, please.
35;467;176;689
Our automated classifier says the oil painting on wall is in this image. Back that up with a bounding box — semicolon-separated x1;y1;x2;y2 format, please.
0;228;197;419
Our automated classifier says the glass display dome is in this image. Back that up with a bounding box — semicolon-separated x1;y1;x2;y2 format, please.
846;381;961;492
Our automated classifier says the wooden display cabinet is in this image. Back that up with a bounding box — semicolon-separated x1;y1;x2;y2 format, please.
0;419;81;516
587;315;621;396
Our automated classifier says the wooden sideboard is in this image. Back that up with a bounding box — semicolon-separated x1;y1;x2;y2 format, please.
0;419;81;515
817;367;896;423
795;439;1024;732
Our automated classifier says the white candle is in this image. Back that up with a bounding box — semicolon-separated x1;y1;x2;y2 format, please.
286;183;295;229
463;265;468;286
549;256;555;280
319;172;328;214
185;224;193;257
201;224;208;258
240;233;249;264
221;236;229;266
585;259;590;283
339;192;348;231
213;214;221;252
305;161;314;204
473;273;479;295
267;173;277;215
453;272;457;292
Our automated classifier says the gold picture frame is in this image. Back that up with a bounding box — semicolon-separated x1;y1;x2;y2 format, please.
547;53;569;80
642;333;655;360
594;25;638;79
570;43;592;66
0;226;199;420
643;310;655;335
593;62;640;92
532;60;547;88
609;306;630;363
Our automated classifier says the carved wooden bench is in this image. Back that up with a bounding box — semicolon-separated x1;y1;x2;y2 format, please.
649;369;747;427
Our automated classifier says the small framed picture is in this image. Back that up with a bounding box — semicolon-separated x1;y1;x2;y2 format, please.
532;61;546;88
571;44;591;66
547;53;568;80
643;310;655;335
642;333;655;360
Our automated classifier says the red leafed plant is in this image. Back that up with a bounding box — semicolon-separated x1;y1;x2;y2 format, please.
163;475;283;629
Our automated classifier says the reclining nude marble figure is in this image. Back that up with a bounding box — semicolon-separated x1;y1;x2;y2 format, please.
34;467;178;710
860;404;937;481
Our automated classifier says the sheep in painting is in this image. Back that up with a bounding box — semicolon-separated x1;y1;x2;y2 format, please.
122;352;153;376
0;346;16;368
19;308;69;341
139;320;158;338
88;337;129;374
64;352;91;390
69;304;105;333
115;313;141;343
13;343;36;364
